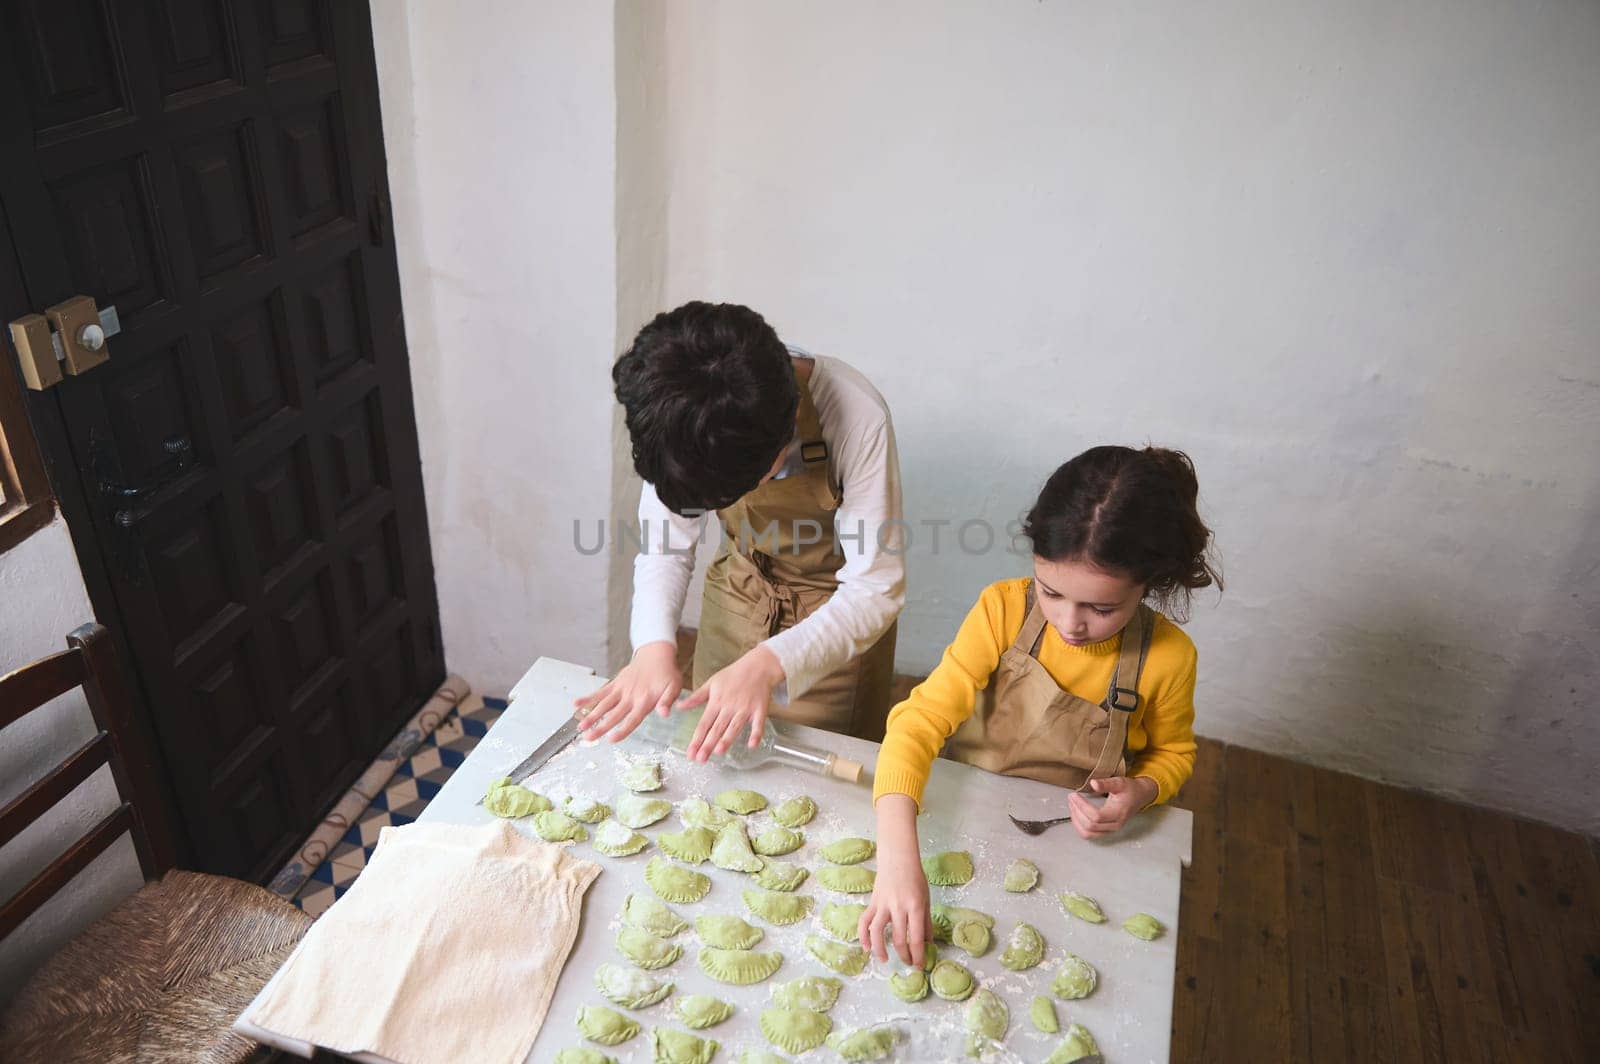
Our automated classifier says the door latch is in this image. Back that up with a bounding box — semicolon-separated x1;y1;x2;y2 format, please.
93;433;194;528
7;296;121;390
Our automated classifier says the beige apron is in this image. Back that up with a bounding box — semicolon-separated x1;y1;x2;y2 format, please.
692;371;898;740
945;581;1153;788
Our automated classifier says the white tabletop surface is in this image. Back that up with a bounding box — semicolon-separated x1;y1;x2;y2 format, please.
239;657;1192;1063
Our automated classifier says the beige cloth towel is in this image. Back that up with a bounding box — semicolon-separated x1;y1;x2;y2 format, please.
249;820;600;1064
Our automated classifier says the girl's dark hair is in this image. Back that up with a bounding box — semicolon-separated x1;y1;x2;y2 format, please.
614;302;799;515
1023;445;1221;620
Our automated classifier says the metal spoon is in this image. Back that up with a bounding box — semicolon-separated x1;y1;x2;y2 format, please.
1007;813;1072;835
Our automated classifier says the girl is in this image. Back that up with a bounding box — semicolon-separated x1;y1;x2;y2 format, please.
858;445;1220;967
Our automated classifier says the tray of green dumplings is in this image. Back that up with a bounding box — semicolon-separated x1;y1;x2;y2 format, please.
428;658;1196;1063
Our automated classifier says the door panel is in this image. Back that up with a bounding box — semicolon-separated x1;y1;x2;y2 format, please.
1;1;443;881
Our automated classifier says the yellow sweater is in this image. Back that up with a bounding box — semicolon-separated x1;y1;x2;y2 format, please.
874;578;1198;809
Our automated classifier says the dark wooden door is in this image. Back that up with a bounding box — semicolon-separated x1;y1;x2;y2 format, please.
0;0;444;881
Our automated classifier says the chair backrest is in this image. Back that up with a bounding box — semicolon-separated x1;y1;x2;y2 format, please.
0;623;177;940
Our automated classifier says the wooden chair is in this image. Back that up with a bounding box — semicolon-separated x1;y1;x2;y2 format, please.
0;624;312;1062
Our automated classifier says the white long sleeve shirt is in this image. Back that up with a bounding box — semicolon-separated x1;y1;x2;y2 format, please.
629;352;906;702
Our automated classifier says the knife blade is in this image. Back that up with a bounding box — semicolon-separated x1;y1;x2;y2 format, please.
475;715;582;804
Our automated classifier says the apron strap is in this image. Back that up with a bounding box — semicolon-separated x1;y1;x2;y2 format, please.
1081;604;1155;785
792;361;842;508
1017;580;1052;658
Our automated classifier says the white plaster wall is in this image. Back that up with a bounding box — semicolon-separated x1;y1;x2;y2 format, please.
654;0;1600;833
371;0;623;695
611;0;672;672
0;517;143;1003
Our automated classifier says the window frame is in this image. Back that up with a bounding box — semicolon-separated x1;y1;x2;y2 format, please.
0;350;54;553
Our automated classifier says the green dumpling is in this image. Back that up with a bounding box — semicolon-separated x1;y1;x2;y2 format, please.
804;934;867;977
483;778;552;818
621;892;688;937
820;902;867;942
752;859;808;892
1030;995;1059;1034
650;1027;719;1064
576;1005;639;1046
929;904;992;943
564;796;612;823
1050;952;1098;999
710;821;765;873
697;947;784;985
751;826;804;857
616;793;674;829
887;966;928;1002
921;850;973;886
658;826;716;864
963;987;1008;1042
736;1051;788;1064
675;994;735;1029
760;1007;833;1053
818;837;875;865
696;913;764;950
771;794;817;828
532;810;589;842
1058;889;1107;923
593;963;674;1008
617;926;682;970
679;797;735;831
929;959;975;1001
742;889;814;926
1043;1023;1099;1064
769;974;843;1012
1003;857;1039;892
998;922;1045;970
950;919;991;957
619;760;663;792
825;1026;899;1061
553;1049;616;1064
714;788;768;814
644;857;711;904
591;820;651;857
816;865;875;894
1123;912;1167;941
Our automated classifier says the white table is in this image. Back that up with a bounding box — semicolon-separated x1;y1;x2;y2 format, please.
240;657;1192;1062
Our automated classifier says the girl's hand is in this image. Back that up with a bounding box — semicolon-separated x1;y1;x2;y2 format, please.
574;642;682;742
858;794;933;967
677;645;785;760
1067;775;1159;839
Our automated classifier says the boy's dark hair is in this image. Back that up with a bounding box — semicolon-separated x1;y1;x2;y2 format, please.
1023;445;1222;620
614;302;799;515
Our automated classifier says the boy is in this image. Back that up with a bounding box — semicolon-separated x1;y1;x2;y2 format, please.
576;302;904;758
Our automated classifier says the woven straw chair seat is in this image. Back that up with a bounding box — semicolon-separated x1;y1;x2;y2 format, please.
0;870;312;1063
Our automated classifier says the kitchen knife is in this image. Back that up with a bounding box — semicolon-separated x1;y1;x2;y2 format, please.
474;715;582;804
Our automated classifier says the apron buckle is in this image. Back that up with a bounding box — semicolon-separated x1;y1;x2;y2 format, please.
800;440;829;464
1107;686;1141;713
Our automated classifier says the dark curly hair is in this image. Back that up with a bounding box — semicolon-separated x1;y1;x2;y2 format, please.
1023;445;1221;620
613;302;799;515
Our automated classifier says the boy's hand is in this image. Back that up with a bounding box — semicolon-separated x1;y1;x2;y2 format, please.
1067;775;1158;839
574;641;682;742
859;800;933;967
677;645;785;760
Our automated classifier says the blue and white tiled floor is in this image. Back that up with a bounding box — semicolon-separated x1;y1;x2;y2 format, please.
292;694;508;917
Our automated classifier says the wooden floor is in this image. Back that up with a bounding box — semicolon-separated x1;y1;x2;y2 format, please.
678;632;1599;1059
1167;738;1599;1063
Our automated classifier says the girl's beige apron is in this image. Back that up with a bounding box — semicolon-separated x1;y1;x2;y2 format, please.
945;581;1153;788
691;376;897;740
